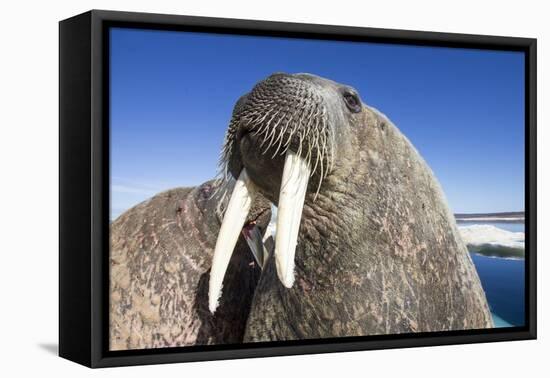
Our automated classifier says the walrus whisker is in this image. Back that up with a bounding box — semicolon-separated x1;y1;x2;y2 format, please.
314;146;325;201
260;118;277;149
256;119;275;144
252;109;276;136
310;142;321;180
252;119;267;136
261;121;276;152
264;109;281;131
209;175;227;201
271;117;292;159
214;184;230;217
311;126;321;169
303;138;313;169
296;129;305;158
285;112;303;146
305;139;314;170
259;129;273;150
271;113;295;158
261;115;285;154
282;123;298;153
301;108;315;142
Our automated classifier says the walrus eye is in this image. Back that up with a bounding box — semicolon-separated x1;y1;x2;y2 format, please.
343;91;361;113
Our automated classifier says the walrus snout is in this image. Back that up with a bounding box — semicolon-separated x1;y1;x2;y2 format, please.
226;73;336;193
210;73;359;311
239;132;285;203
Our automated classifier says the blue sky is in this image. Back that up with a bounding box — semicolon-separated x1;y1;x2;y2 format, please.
110;28;525;218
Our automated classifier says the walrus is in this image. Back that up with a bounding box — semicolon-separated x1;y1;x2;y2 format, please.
209;72;493;341
109;180;271;350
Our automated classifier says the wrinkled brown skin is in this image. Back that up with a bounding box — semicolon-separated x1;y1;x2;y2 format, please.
109;181;270;350
243;76;493;342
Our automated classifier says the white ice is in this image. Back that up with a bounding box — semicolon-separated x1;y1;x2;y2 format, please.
458;224;524;250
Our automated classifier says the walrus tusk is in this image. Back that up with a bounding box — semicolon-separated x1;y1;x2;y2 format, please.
275;151;310;288
209;169;256;313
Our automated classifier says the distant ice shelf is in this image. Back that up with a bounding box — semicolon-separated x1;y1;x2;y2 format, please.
459;224;525;259
456;217;525;222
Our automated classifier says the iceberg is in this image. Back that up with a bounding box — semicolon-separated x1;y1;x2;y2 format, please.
458;224;525;259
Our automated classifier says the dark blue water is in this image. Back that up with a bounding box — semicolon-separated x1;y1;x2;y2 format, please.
470;253;525;327
463;221;525;327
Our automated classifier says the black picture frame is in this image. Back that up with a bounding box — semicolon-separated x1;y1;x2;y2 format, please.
59;9;537;368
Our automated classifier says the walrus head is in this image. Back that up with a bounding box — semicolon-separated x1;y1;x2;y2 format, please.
209;73;363;312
